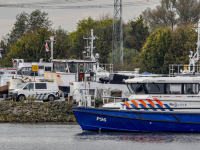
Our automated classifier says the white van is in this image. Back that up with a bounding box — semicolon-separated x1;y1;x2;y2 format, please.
9;82;59;101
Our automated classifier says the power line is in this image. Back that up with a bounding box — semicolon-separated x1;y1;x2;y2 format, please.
0;0;96;6
0;0;160;9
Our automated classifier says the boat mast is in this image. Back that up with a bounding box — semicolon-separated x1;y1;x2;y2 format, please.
83;29;97;61
189;19;200;72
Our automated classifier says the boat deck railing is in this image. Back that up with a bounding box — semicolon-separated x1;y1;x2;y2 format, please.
169;64;200;77
99;63;113;73
102;96;129;104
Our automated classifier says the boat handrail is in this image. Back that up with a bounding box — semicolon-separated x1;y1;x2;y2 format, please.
169;64;200;77
102;96;128;104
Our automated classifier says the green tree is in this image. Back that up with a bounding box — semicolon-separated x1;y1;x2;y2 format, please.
1;10;53;66
7;27;71;63
142;0;176;30
4;9;52;46
53;27;70;59
139;28;172;74
28;10;52;32
5;12;28;45
125;15;149;52
175;0;200;28
139;25;198;74
8;28;52;62
68;17;96;59
163;25;197;67
142;0;200;30
95;18;113;63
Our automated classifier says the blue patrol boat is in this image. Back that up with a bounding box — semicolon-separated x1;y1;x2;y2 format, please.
73;107;200;132
73;76;200;132
73;19;200;132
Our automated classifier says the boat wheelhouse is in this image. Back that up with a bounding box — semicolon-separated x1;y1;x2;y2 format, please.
126;77;200;95
44;58;113;98
102;76;200;111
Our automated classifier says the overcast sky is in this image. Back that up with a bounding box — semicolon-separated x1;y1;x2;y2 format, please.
0;0;158;41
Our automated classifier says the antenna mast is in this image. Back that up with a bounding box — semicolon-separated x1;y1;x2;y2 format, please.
84;29;97;61
113;0;123;65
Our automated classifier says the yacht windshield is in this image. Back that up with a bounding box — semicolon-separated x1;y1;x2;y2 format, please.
127;83;146;94
127;84;135;94
132;83;146;94
53;62;66;72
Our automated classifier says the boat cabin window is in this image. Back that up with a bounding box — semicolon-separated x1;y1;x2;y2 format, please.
131;83;146;94
79;64;84;73
85;63;93;73
45;67;51;71
68;63;77;73
166;84;181;94
39;66;44;69
127;84;135;94
145;83;164;94
127;83;199;95
53;62;66;72
184;84;199;94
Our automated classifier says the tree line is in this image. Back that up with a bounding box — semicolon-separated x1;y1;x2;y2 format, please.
0;9;148;70
0;0;200;74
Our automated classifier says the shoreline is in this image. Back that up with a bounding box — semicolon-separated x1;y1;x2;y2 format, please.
0;101;77;123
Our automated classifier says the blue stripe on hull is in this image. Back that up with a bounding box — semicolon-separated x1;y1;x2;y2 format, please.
73;107;200;132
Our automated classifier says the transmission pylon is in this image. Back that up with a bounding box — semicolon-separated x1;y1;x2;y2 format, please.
113;0;123;65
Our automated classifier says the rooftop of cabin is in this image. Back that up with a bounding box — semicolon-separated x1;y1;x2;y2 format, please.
51;59;96;63
125;76;200;84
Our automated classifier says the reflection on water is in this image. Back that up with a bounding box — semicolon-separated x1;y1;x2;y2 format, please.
0;124;200;150
75;131;200;143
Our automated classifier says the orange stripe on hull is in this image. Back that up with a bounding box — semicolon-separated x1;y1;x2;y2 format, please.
131;100;138;108
146;99;155;108
123;101;130;108
153;98;163;108
138;100;147;108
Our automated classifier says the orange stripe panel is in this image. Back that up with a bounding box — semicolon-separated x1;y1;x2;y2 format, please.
123;101;130;108
131;100;138;108
153;98;163;108
146;99;155;108
138;100;147;108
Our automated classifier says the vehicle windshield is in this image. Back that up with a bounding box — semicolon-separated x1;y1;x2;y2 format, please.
18;83;27;89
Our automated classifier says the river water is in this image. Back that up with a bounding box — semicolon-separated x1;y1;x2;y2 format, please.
0;123;200;150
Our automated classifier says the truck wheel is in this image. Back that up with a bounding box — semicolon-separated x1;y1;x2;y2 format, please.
18;95;25;101
48;95;55;101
